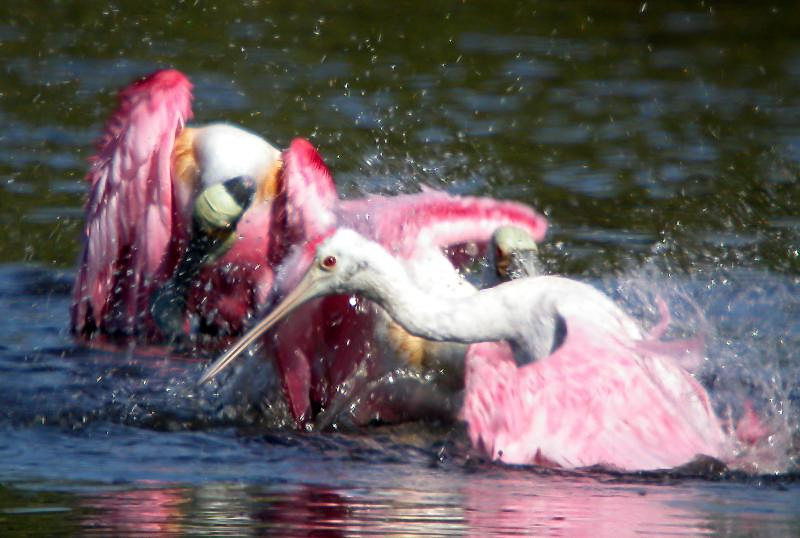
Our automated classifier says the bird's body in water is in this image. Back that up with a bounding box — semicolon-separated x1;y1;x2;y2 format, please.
71;69;283;345
72;69;550;428
201;228;733;471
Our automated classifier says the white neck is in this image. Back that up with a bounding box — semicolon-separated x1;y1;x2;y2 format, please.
346;242;640;363
353;248;526;347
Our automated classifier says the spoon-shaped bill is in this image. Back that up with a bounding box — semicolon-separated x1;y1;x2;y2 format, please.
197;267;323;385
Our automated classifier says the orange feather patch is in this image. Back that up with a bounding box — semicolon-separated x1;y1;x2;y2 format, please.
172;127;198;189
386;320;427;368
256;158;283;202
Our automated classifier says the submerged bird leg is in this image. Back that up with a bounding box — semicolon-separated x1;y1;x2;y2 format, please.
150;176;256;344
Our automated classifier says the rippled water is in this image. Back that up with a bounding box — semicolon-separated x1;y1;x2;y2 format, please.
1;1;800;535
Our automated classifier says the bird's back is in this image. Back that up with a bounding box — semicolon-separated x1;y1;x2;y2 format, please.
463;319;729;470
483;276;643;362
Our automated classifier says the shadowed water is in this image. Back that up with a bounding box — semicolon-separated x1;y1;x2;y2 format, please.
1;0;800;535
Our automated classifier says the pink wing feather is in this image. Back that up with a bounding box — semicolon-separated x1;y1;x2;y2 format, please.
278;138;338;241
270;142;548;298
338;190;547;258
71;69;193;338
462;322;730;471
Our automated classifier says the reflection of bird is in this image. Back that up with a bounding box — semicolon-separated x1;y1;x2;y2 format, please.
203;228;731;470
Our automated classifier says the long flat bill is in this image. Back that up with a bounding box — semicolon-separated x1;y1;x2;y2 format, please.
197;269;319;385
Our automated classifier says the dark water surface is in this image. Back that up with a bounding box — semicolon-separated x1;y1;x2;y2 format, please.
1;1;800;535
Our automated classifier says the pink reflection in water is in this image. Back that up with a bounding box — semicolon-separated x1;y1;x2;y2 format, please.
75;472;798;536
82;484;186;534
461;471;712;537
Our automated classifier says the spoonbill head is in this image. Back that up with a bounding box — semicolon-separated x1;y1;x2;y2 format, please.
71;69;286;343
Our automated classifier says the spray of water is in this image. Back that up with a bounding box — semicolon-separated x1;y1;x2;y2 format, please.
613;262;799;473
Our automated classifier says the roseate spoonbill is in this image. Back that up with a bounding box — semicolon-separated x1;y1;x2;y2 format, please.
211;179;549;427
71;69;283;343
311;226;545;428
197;136;547;428
72;70;550;429
71;69;547;354
203;228;732;471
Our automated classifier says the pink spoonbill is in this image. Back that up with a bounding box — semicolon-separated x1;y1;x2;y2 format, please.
72;69;549;429
200;145;549;427
202;228;734;471
71;69;284;345
71;69;547;353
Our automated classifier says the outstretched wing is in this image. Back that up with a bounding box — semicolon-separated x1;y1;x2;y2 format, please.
71;69;194;338
247;139;339;425
338;189;547;259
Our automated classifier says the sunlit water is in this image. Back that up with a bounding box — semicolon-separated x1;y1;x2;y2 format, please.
1;1;800;535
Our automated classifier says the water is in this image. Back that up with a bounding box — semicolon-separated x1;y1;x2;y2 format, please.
1;0;800;534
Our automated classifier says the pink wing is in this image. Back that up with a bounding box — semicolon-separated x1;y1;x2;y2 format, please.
271;140;547;289
338;190;547;258
275;138;338;246
258;140;549;428
71;70;193;338
245;139;339;424
462;323;729;471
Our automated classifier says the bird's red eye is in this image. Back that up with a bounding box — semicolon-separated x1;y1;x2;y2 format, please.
322;255;337;270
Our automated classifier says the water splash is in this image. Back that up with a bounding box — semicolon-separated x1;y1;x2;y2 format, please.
614;263;799;473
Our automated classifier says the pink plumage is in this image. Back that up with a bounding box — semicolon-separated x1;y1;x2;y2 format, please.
72;69;280;342
259;140;549;426
72;69;193;338
218;228;744;471
461;323;730;470
74;70;550;431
